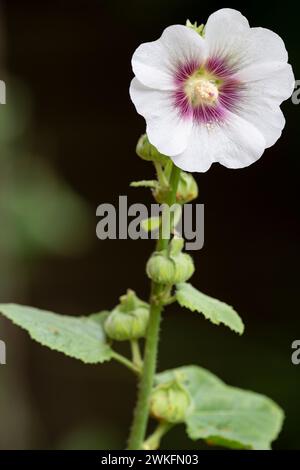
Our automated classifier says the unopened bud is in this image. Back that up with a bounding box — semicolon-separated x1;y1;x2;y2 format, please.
163;166;198;204
150;380;190;423
104;290;149;341
146;238;194;285
136;134;169;166
176;171;198;203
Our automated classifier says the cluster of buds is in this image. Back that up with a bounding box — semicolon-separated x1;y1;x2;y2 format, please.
104;290;150;341
146;238;194;285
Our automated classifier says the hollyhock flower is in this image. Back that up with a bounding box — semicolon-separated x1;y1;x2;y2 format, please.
129;8;294;172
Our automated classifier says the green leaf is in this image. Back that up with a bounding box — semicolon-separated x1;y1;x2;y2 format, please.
130;180;158;189
156;366;284;450
0;304;113;364
176;283;244;334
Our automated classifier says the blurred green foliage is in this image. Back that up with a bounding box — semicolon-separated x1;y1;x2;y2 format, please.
0;79;92;259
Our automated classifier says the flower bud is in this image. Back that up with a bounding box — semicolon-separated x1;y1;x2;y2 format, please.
163;165;198;203
136;134;169;166
146;238;194;285
150;380;190;423
104;290;149;341
176;171;198;203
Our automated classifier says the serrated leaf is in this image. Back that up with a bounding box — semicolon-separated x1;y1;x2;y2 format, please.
156;366;284;450
0;304;113;364
176;283;244;334
130;180;158;189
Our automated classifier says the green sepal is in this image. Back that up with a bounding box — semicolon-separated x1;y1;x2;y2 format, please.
130;180;158;189
186;20;205;36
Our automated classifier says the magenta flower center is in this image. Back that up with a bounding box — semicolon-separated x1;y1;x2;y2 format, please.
173;57;242;125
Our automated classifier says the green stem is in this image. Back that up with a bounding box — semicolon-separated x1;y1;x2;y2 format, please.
130;339;143;369
127;163;181;450
154;161;169;188
112;351;141;375
158;165;180;251
143;422;174;450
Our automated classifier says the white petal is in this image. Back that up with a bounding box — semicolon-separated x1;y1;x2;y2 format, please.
132;25;207;90
217;114;266;169
204;8;250;61
234;62;294;147
204;9;289;70
238;104;285;149
172;126;216;172
246;27;288;64
172;113;266;172
129;78;192;156
237;62;295;104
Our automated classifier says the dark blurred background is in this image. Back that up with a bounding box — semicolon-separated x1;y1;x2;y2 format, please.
0;0;299;450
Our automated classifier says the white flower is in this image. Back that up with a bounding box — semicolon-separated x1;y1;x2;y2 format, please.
129;8;294;172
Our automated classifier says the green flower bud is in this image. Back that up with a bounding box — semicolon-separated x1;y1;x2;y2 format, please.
150;380;190;423
136;134;169;166
104;290;149;341
176;171;198;203
146;238;194;285
163;166;198;204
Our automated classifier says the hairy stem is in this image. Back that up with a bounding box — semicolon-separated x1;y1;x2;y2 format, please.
154;161;169;188
112;352;141;375
130;339;143;369
127;162;181;450
143;422;174;450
